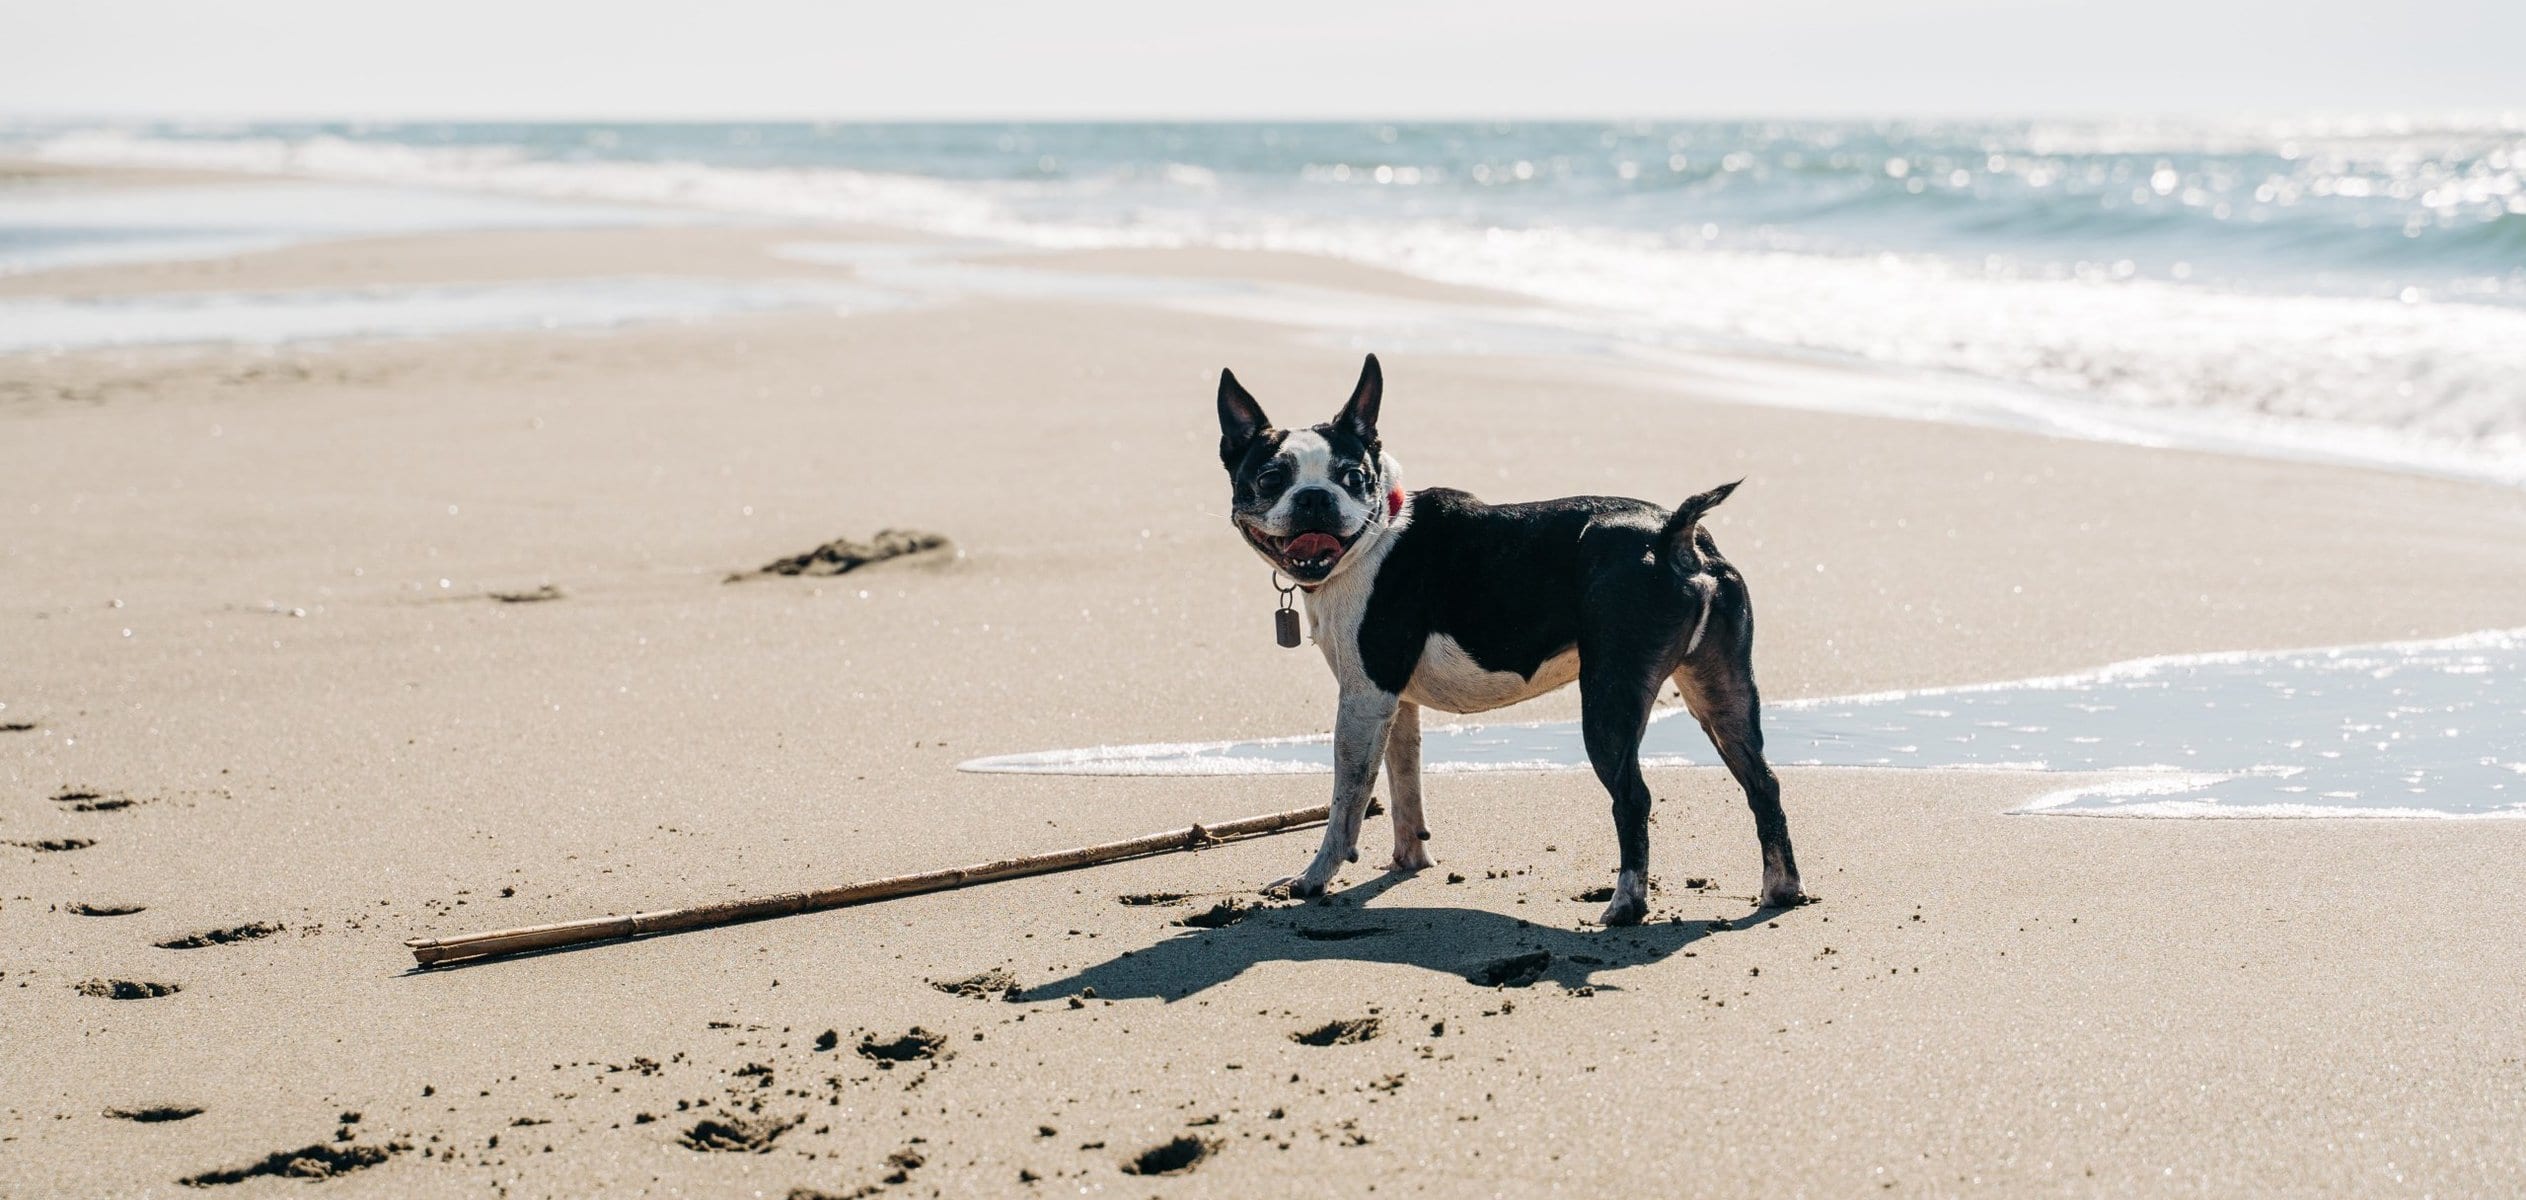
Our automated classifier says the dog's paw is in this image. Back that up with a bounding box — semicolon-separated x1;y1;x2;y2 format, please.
1264;874;1329;900
1385;843;1434;872
1760;864;1807;909
1596;895;1649;927
1594;868;1650;926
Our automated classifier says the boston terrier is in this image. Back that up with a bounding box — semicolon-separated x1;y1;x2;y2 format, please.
1216;354;1803;925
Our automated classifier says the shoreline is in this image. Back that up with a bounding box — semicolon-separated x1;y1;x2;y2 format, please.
11;154;2525;494
6;162;2526;1196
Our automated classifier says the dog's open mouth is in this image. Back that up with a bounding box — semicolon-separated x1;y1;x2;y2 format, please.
1252;527;1360;582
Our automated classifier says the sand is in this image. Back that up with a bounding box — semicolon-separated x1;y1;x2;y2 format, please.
4;162;2525;1197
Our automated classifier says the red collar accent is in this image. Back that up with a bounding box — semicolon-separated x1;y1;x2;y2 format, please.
1291;489;1404;596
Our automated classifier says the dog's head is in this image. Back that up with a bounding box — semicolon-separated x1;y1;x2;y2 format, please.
1216;354;1403;587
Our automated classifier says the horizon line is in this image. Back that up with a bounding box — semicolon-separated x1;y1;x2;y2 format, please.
6;108;2521;128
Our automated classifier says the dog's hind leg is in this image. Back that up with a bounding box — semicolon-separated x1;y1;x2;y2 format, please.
1579;652;1666;926
1382;700;1433;871
1267;687;1399;899
1673;584;1804;908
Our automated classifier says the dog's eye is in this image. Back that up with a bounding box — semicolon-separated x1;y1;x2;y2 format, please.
1256;467;1289;492
1339;467;1367;492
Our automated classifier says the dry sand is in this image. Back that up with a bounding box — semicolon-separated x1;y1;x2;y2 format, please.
5;164;2526;1197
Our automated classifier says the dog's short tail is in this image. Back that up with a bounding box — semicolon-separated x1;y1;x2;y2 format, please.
1657;479;1741;569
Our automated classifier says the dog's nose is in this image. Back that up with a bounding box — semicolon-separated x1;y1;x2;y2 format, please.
1288;486;1341;524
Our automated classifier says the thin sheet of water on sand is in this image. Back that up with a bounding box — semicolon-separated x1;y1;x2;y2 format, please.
962;630;2526;819
0;276;910;354
0;180;724;276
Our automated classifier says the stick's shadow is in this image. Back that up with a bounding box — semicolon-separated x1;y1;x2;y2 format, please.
1015;872;1795;1002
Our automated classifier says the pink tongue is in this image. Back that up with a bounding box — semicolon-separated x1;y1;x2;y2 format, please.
1285;532;1343;559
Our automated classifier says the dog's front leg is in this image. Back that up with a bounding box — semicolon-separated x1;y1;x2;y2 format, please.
1267;687;1399;899
1382;700;1433;871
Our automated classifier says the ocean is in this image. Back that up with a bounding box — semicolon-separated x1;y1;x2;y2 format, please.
962;629;2526;820
7;117;2524;483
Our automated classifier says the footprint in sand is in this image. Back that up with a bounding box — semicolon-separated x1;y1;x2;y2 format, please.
1121;1134;1218;1176
1173;900;1253;929
66;902;148;917
154;923;282;950
1291;924;1388;941
76;979;180;1000
1289;1017;1382;1046
487;584;565;604
180;1142;404;1186
8;837;95;853
727;529;954;582
856;1028;948;1065
677;1112;800;1153
1467;950;1553;988
52;789;138;813
106;1105;203;1123
927;968;1018;999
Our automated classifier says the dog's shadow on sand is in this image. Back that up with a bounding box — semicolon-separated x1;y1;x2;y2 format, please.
1013;873;1795;1003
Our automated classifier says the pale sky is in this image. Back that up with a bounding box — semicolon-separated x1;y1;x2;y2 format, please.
2;0;2518;121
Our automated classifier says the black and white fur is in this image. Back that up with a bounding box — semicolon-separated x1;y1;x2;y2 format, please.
1218;355;1803;925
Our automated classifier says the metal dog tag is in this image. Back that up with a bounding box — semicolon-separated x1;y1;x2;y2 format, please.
1275;605;1303;648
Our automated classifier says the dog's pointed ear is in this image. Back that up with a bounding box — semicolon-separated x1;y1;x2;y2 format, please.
1218;368;1271;465
1334;354;1382;446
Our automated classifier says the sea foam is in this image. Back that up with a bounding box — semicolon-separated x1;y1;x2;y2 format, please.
11;120;2525;486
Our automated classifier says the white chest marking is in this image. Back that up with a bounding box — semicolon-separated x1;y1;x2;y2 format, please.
1300;514;1401;688
1404;634;1580;715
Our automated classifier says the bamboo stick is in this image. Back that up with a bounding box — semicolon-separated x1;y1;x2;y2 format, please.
405;802;1331;967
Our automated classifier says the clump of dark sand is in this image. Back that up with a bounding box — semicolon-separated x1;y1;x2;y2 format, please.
180;1141;403;1186
155;923;282;950
679;1112;802;1153
856;1028;947;1063
77;978;180;1000
1468;950;1552;988
880;1147;925;1183
730;529;952;581
1116;892;1189;906
8;837;95;853
929;968;1018;999
1122;1135;1218;1176
1290;1017;1382;1047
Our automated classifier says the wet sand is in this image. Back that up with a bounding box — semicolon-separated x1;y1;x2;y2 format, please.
4;163;2525;1196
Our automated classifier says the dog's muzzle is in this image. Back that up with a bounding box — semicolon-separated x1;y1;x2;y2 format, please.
1245;524;1363;584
